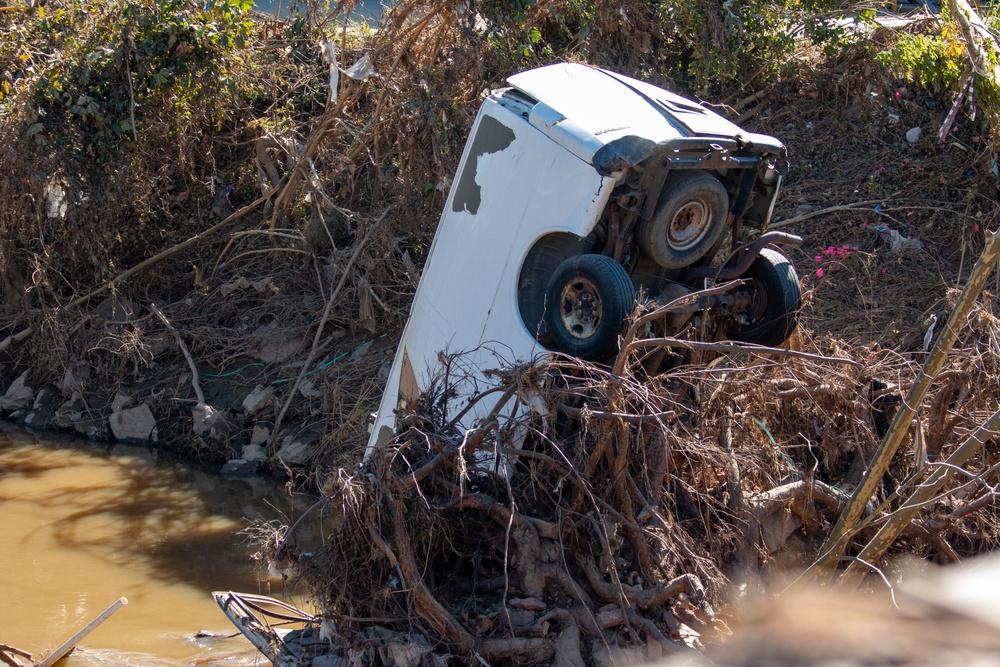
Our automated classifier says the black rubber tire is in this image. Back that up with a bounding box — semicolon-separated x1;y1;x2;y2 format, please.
518;233;594;341
544;254;636;361
636;172;730;269
727;248;802;347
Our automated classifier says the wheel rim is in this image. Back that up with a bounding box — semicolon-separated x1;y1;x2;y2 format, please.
558;277;603;339
668;199;713;251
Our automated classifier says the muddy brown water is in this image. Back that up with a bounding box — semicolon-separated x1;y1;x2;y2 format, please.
0;423;324;666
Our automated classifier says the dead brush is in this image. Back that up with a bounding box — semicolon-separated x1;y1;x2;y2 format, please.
251;265;1000;662
259;324;901;662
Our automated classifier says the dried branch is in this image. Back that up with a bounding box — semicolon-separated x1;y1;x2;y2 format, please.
817;227;1000;574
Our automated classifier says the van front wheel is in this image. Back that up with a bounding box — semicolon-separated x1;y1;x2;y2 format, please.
727;248;801;347
545;254;636;361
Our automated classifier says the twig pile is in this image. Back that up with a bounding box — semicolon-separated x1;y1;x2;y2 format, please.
262;283;996;663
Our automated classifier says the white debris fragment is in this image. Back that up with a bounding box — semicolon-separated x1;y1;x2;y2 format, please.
923;313;938;351
876;226;923;252
345;54;376;81
192;403;220;436
321;40;339;102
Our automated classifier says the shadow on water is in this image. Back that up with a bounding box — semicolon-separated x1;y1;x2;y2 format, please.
0;423;328;594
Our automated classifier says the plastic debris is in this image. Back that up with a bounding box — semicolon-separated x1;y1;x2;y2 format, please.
345;54;377;81
321;40;339;102
923;314;938;352
46;180;67;219
876;226;923;252
212;185;233;218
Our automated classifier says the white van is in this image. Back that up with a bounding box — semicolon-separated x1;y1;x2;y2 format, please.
368;62;801;453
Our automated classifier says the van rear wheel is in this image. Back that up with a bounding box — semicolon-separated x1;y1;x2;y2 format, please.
545;254;636;361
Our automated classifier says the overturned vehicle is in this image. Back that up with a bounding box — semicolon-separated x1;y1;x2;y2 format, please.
369;62;801;451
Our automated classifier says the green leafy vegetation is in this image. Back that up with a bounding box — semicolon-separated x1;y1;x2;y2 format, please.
2;0;255;155
876;24;967;91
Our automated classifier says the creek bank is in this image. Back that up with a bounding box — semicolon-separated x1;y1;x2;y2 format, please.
0;308;398;478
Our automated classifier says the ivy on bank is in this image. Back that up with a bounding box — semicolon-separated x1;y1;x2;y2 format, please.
1;0;254;157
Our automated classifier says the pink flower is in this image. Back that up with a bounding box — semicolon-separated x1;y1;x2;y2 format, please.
974;223;980;232
881;268;888;274
814;254;824;263
816;268;824;278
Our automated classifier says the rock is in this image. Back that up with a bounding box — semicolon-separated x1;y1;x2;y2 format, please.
32;386;57;411
111;392;132;412
55;393;86;428
24;410;53;429
250;423;271;446
276;436;312;466
192;403;221;436
596;608;626;629
242;385;272;416
25;386;59;428
906;126;923;143
60;363;90;394
109;404;157;442
75;420;103;440
242;443;267;462
221;458;258;476
1;371;33;411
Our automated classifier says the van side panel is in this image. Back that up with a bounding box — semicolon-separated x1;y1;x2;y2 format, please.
366;95;614;456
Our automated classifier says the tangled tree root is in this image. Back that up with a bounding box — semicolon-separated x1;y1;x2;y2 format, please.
256;282;1000;665
256;332;870;663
